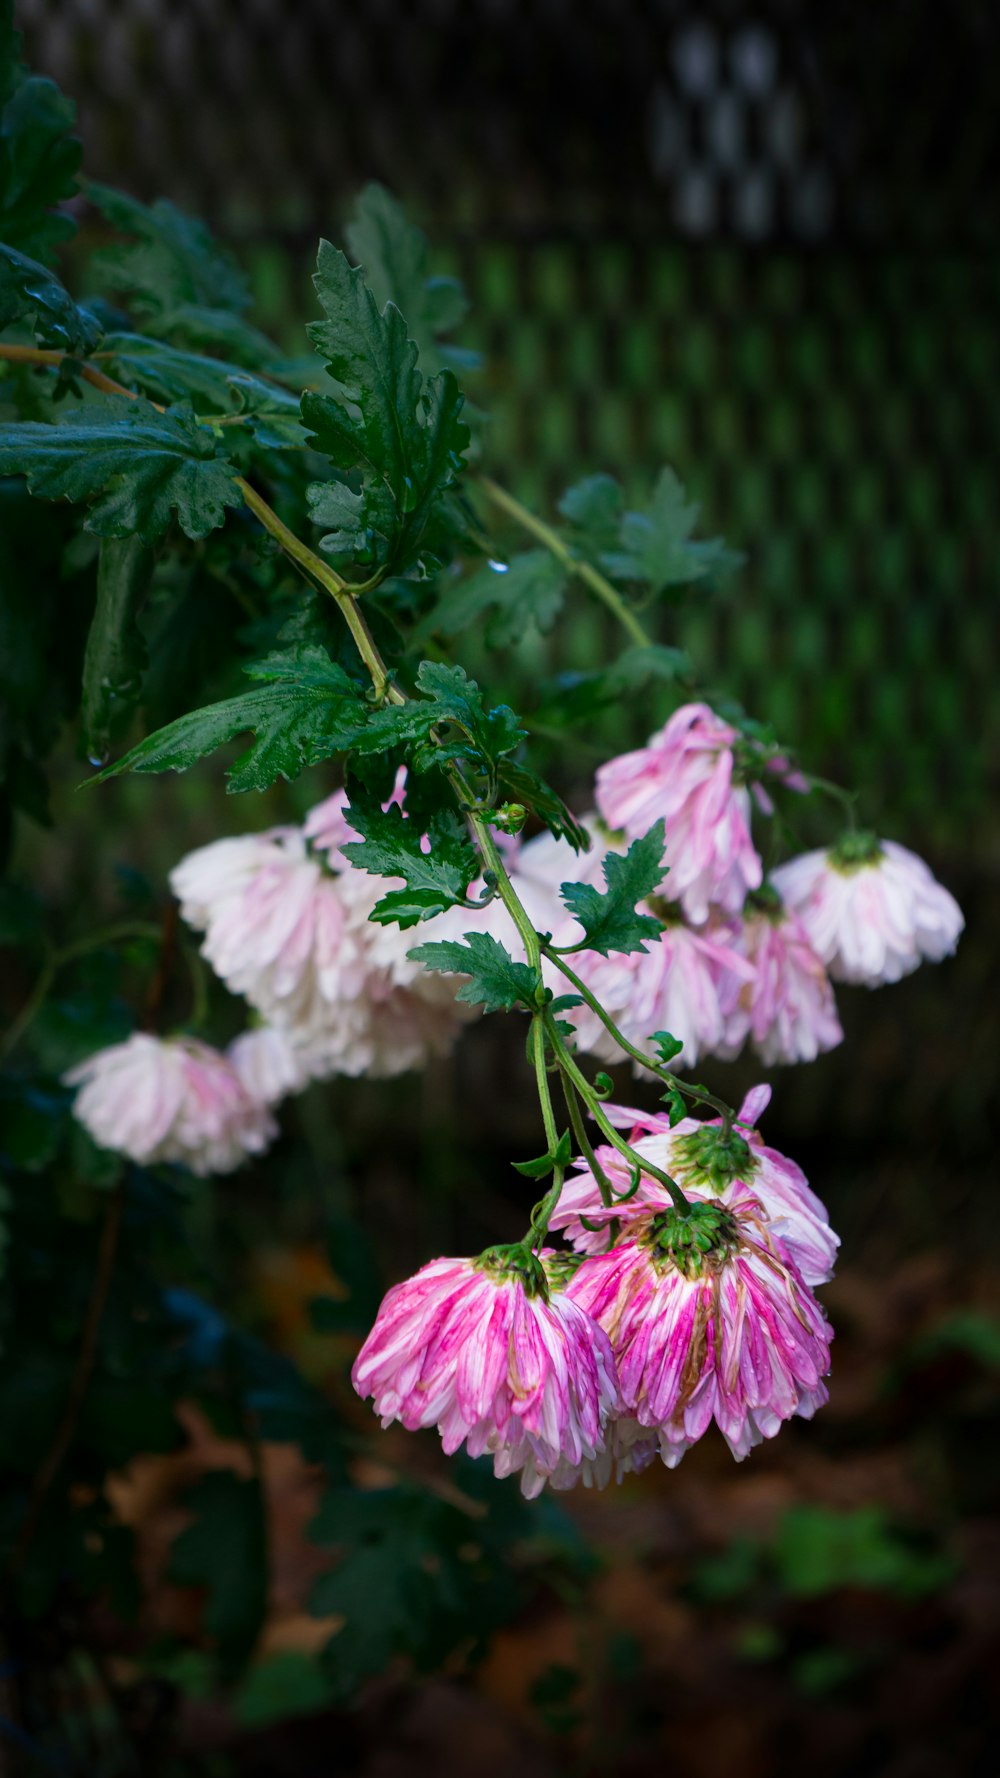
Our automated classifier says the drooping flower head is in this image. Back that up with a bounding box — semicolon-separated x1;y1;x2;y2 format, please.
351;1244;620;1498
722;885;843;1065
569;905;755;1072
772;832;964;987
170;788;473;1080
594;703;764;922
566;1197;832;1466
549;1085;838;1286
66;1033;277;1176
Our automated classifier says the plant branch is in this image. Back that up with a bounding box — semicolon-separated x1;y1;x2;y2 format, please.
233;477;398;702
477;474;652;649
541;942;734;1133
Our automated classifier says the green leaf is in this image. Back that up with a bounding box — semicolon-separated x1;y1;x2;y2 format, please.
492;757;590;852
0;394;243;541
408;932;542;1013
0;11;82;262
771;1507;957;1603
600;467;741;592
651;1030;684;1065
0;1174;10;1281
309;1487;444;1695
558;821;666;956
557;472;624;555
91;644;367;793
304;238;469;578
342;791;479;927
98;331;304;439
421;548;568;647
344;183;478;376
169;1470;267;1670
412;660;525;772
87;182;251;317
0;243;101;352
80;535;155;764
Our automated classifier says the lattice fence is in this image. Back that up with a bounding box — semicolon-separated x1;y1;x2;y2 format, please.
16;0;1000;851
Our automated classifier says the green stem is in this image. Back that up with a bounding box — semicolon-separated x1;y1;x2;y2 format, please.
467;812;544;971
805;773;860;830
233;478;397;702
478;475;652;650
542;943;734;1134
531;1014;559;1152
559;1062;615;1211
547;1022;690;1215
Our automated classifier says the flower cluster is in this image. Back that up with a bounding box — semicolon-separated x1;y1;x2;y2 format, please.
504;702;962;1073
353;1087;836;1492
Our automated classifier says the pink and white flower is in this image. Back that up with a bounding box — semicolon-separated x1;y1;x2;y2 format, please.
227;1024;316;1107
549;1085;839;1286
594;703;764;922
351;1250;620;1497
65;1033;277;1175
170;797;474;1080
772;834;964;987
722;893;843;1065
170;826;365;1037
569;912;755;1072
566;1197;832;1465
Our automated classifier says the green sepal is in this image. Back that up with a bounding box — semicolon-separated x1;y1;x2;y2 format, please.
512;1130;573;1179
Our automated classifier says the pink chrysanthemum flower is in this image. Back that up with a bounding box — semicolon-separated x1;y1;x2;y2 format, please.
566;1197;832;1466
351;1248;620;1498
170;794;471;1080
771;832;964;987
170;826;365;1034
65;1033;277;1176
721;889;843;1065
549;1086;838;1286
542;1413;660;1492
594;703;764;922
227;1024;316;1107
570;910;755;1072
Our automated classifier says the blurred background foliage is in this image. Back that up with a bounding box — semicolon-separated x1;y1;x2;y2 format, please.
3;1;999;1773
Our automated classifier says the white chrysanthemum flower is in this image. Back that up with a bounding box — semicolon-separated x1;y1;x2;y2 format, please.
772;834;964;986
66;1034;277;1176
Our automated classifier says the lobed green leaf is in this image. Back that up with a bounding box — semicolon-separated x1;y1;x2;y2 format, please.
408;931;542;1013
559;820;667;956
0;394;243;541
